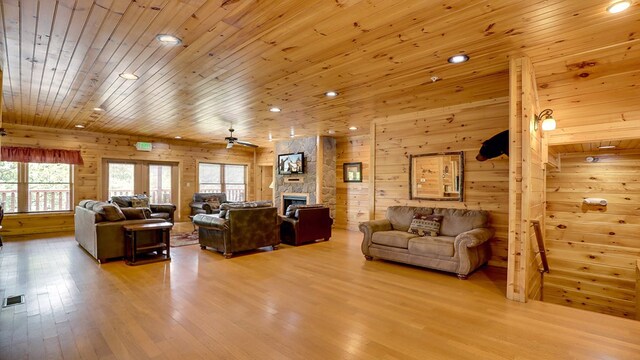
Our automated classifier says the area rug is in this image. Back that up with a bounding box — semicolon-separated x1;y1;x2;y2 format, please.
170;232;199;247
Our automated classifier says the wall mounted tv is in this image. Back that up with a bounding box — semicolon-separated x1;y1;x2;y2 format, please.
278;153;304;175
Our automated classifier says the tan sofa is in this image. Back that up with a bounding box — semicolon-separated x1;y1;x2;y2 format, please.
359;206;494;279
75;200;165;263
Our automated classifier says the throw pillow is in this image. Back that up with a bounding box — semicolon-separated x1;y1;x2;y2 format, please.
101;204;126;221
206;199;221;209
131;198;150;208
120;207;148;220
408;214;443;237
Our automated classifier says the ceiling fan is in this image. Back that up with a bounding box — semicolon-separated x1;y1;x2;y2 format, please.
224;128;258;149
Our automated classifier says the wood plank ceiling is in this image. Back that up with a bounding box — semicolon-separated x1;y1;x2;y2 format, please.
0;0;638;147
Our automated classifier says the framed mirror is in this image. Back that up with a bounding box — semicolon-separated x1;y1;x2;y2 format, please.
409;152;464;201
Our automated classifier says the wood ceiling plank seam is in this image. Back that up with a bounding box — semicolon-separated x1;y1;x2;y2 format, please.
54;0;172;129
39;0;96;125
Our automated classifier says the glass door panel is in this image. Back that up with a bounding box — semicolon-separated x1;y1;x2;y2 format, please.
149;164;172;204
108;163;135;198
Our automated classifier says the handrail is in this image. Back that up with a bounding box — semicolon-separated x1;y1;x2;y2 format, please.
530;219;549;301
531;220;549;273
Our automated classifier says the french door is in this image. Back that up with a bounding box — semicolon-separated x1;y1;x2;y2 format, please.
102;160;178;204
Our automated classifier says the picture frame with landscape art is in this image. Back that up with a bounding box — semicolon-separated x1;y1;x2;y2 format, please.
343;162;362;183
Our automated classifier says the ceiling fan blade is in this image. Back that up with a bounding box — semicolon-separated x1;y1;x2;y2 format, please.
236;140;258;148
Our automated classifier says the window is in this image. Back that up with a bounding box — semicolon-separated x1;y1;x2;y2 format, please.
102;160;178;205
198;163;247;202
0;161;73;213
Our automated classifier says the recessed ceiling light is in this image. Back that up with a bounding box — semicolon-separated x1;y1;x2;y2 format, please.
327;130;335;134
270;107;281;113
93;107;104;111
607;1;631;13
119;73;139;80
598;145;616;149
174;136;182;139
447;54;469;64
156;34;182;45
349;126;358;131
325;91;338;97
75;124;85;129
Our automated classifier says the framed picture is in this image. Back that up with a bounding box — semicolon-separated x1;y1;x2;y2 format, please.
343;162;362;182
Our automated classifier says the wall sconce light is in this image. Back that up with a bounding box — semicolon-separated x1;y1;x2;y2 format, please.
534;109;556;131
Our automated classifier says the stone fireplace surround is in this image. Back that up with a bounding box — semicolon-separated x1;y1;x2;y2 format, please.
274;136;336;218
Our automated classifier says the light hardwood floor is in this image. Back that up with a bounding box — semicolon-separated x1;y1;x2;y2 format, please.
1;225;639;359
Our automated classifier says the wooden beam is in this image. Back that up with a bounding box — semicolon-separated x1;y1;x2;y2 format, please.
368;121;376;220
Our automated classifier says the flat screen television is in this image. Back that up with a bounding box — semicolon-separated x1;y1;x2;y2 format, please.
278;152;304;175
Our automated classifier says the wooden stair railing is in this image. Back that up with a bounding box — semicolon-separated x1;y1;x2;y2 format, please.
530;220;549;300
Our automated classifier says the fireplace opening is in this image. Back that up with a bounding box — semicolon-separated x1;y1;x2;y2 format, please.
282;195;307;214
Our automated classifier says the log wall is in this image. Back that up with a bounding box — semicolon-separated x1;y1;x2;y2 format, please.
372;98;510;267
1;124;256;236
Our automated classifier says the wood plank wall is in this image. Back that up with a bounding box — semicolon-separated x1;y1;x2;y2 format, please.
538;43;640;146
372;98;510;267
1;124;256;236
335;135;370;232
545;150;640;319
507;57;546;302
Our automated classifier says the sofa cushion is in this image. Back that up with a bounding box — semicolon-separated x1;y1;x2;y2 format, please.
408;214;443;237
434;208;489;236
408;236;456;257
371;230;418;249
120;207;148;220
386;206;433;232
91;202;126;222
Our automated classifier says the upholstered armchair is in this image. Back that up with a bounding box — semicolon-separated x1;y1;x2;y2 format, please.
110;195;176;223
193;203;281;258
280;206;333;245
189;192;227;216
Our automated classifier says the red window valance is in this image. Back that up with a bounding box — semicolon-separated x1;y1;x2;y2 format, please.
1;146;84;165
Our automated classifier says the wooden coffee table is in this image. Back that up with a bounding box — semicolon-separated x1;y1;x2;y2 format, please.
123;222;173;265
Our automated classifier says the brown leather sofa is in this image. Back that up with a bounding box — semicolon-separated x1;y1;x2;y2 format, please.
111;195;176;223
193;201;281;258
280;206;333;245
75;200;165;263
189;192;227;216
